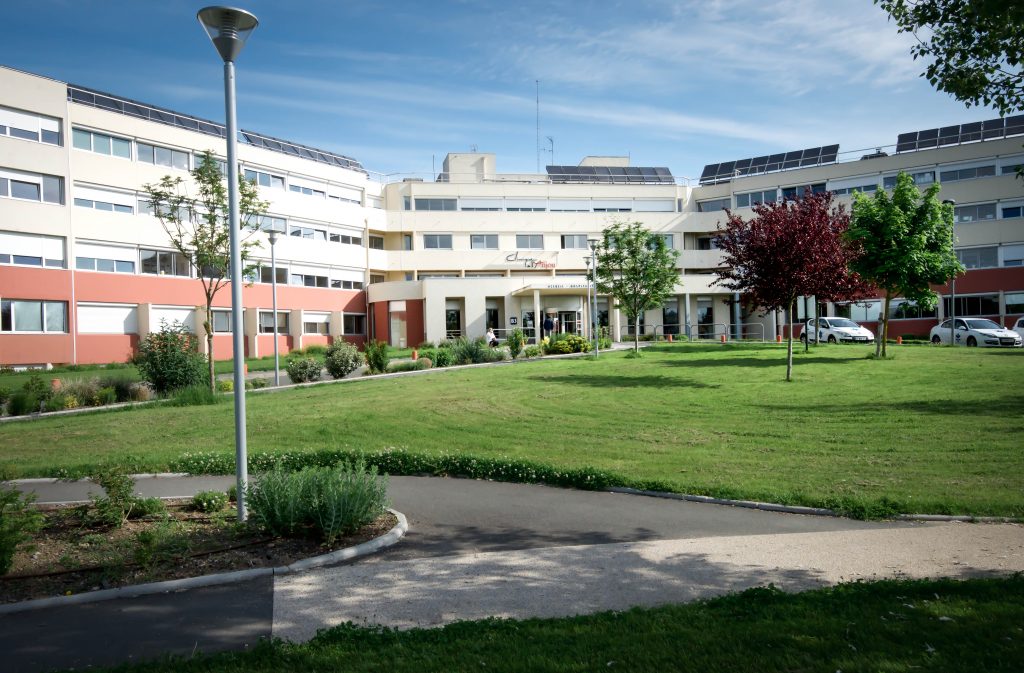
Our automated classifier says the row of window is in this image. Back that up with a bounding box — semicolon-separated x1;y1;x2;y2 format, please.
833;292;1024;321
406;197;677;213
420;233;669;251
0;169;64;205
257;266;363;289
1;105;61;146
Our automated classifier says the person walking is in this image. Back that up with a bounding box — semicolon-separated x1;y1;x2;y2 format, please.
543;315;554;339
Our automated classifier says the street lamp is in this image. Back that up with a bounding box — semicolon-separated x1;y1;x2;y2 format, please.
268;228;280;387
943;198;957;347
584;255;593;343
198;5;259;522
588;238;600;357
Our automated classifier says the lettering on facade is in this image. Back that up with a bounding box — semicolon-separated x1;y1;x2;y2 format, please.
504;250;556;269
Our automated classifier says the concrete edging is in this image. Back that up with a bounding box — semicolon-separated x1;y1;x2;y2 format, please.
0;509;408;616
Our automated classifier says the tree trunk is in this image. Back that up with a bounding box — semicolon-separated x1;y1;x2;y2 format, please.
633;316;640;353
786;299;794;382
205;305;215;393
880;293;892;358
802;296;809;353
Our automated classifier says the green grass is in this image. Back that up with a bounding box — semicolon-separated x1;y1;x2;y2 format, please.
92;576;1024;673
2;343;1022;516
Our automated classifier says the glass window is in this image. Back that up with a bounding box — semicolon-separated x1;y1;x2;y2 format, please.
955;203;997;223
944;294;1000;317
403;234;413;251
14;301;42;332
45;302;66;332
42;176;62;204
1002;206;1022;219
697;198;730;212
72;128;91;150
212;312;232;333
0;177;7;197
140;249;157;274
516;234;543;249
956;247;999;269
138;143;155;163
259;311;288;334
423;234;452;249
369;236;384;250
343;314;366;334
561;234;588;249
735;190;776;208
1005;293;1024;314
10;180;40;201
112;137;131;159
472;234;498;250
13;255;42;266
93;134;111;155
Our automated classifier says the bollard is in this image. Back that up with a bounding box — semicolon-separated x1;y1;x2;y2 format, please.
51;378;62;391
720;334;726;343
667;334;673;343
776;334;783;343
896;336;902;345
412;349;419;360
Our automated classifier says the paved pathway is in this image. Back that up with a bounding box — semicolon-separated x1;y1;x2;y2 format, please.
3;476;1023;673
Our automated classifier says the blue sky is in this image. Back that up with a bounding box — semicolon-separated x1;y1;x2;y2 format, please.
1;0;1000;181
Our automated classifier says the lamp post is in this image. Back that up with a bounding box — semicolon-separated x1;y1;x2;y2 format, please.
584;255;593;342
588;238;600;357
943;199;957;347
268;228;280;387
198;5;259;522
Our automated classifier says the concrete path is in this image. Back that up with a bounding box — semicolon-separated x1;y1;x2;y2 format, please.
3;475;1023;673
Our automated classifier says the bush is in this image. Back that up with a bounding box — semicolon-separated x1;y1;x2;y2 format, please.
131;496;166;518
22;374;52;403
248;377;268;390
286;357;323;383
134;321;207;394
544;333;592;355
325;341;363;379
97;376;134;403
191;490;228;513
506;328;526;359
63;379;100;406
364;340;390;374
43;392;79;412
6;391;39;416
247;462;388;544
301;345;328;357
417;341;436;350
129;382;153;402
96;386;118;406
216;379;233;392
432;348;454;368
91;465;138;527
449;337;489;365
0;486;44;575
171;385;221;407
417;357;433;369
523;345;543;358
0;387;10;408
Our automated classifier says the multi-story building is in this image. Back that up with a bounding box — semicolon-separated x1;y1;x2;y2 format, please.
2;64;1022;366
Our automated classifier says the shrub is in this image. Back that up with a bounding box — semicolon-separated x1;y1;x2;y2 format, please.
417;341;436;350
63;379;100;406
0;387;10;408
97;376;134;403
544;333;592;355
248;377;268;390
91;465;138;527
131;496;166;518
325;341;363;379
134;321;207;394
129;382;154;402
449;337;489;365
506;328;526;359
96;386;118;406
43;392;78;412
301;345;328;357
247;462;388;544
286;357;323;383
429;347;454;368
364;340;390;374
0;486;44;575
523;345;543;358
417;357;433;369
191;490;228;513
6;392;39;416
216;379;233;392
171;385;221;407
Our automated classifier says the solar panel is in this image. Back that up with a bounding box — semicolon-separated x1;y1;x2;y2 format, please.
960;122;982;142
783;151;802;170
546;165;673;184
982;118;1005;139
820;145;839;162
1007;115;1024;136
938;125;959;146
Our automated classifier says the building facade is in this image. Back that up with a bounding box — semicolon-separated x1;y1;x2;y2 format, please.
2;65;1023;366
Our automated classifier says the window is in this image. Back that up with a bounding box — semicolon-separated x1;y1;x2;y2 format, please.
696;198;730;213
830;183;878;196
331;279;363;290
0;106;61;145
560;234;588;250
414;198;457;211
289;224;327;240
343;314;366;334
516;234;543;250
72;128;131;158
1003;244;1024;267
954;203;997;223
260;266;288;284
258;311;289;334
140;248;190;276
289;184;326;198
781;183;826;200
403;234;413;251
76;243;136;274
1005;292;1024;314
943;294;999;317
75;198;133;214
369;274;385;284
472;234;498;250
303;316;330;335
243;169;285;189
424;234;453;249
212;311;232;333
329;233;362;245
655;234;674;249
0;231;65;268
290;272;329;288
956;246;999;269
1;300;67;333
0;170;63;204
369;235;384;250
939;165;996;182
696;236;717;251
1001;163;1022;175
194;154;227;175
887;299;937;320
883;171;935;189
735;190;777;208
137;142;189;170
248;214;286;232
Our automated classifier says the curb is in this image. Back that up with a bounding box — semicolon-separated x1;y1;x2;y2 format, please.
606;487;839;517
0;509;408;616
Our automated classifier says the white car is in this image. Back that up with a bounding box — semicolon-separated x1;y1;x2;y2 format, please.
799;317;874;344
1012;316;1024;342
929;318;1023;347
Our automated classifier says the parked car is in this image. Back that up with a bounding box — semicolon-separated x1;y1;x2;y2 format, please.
799;317;874;344
929;318;1023;347
1012;316;1024;342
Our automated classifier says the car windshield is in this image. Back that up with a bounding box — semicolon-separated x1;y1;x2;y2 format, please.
829;319;859;328
966;319;1001;330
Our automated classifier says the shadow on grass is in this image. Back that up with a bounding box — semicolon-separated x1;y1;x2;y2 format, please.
642;343;776;355
661;355;863;369
529;374;719;389
760;395;1024;417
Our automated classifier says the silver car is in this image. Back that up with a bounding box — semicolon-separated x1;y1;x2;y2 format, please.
929;318;1023;347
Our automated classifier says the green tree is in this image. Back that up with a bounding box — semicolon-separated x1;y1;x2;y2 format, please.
592;221;680;353
134;321;207;394
847;172;964;357
877;0;1024;114
144;151;267;391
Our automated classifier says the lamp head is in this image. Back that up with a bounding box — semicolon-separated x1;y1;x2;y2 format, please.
197;6;259;63
267;229;278;245
588;238;600;251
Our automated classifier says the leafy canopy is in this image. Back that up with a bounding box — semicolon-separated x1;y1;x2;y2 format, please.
877;0;1024;114
593;221;680;352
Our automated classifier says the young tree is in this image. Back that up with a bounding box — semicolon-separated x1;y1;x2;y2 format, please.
877;0;1024;114
847;172;963;357
144;151;267;391
713;191;868;381
593;221;680;353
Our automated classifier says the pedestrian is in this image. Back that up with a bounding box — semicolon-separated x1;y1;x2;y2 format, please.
486;327;498;347
543;315;554;339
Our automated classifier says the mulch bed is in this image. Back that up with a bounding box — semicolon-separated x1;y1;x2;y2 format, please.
1;502;397;604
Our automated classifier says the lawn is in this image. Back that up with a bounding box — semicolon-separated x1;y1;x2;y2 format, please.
83;576;1024;673
2;343;1022;516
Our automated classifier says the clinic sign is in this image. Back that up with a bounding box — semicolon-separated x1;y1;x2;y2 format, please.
504;251;555;269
